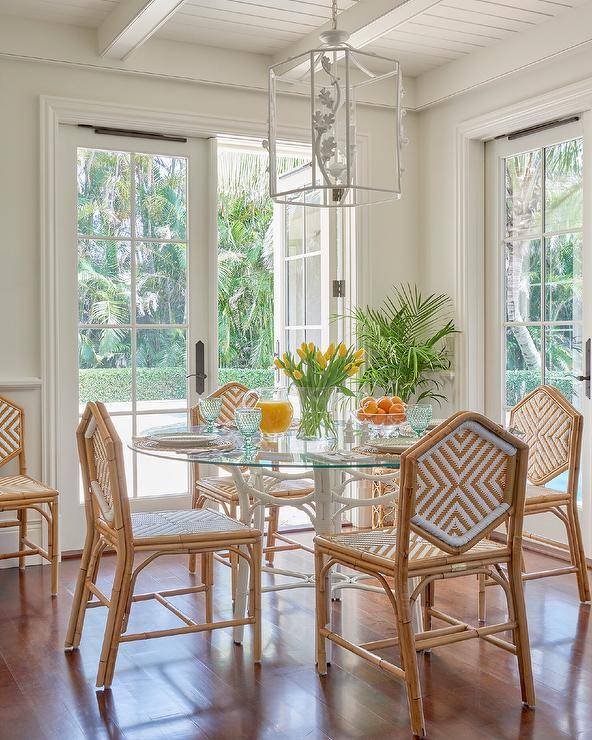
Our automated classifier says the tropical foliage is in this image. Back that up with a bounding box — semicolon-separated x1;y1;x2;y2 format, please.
351;285;456;404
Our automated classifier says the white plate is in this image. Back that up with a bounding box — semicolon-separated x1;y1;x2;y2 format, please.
151;434;221;449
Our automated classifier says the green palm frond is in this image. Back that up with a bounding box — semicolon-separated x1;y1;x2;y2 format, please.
349;283;457;403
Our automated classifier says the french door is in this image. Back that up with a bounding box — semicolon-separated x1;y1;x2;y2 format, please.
273;166;350;375
56;125;215;551
485;119;591;554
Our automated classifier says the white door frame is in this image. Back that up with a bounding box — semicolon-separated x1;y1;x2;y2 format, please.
455;76;592;557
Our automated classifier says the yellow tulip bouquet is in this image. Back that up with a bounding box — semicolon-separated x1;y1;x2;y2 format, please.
274;342;364;440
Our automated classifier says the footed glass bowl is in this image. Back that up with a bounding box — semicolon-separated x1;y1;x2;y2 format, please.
351;410;405;438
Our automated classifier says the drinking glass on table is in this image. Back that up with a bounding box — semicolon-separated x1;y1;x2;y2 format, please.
199;397;223;434
235;407;262;452
407;404;433;438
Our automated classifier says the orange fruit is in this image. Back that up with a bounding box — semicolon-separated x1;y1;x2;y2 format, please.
392;413;406;424
377;396;392;412
360;396;374;408
390;396;403;406
363;400;379;415
387;403;402;415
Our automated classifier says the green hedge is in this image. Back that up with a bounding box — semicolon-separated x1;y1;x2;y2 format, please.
79;366;274;403
505;369;576;407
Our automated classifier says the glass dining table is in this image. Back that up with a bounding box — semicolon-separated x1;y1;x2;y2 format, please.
130;421;415;645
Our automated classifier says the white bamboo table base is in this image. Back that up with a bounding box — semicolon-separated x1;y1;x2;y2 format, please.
225;464;422;646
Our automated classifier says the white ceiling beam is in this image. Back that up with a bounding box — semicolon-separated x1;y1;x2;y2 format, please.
99;0;187;60
272;0;442;65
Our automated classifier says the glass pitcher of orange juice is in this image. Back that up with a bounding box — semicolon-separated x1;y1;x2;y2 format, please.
244;387;293;438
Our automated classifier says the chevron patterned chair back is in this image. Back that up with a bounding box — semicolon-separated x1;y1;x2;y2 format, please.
191;382;254;426
400;412;524;556
0;396;25;471
77;401;132;537
510;385;579;487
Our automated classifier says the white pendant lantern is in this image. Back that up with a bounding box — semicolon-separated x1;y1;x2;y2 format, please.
267;1;404;208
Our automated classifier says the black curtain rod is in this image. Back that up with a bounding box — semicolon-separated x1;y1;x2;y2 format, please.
78;124;187;143
502;115;580;141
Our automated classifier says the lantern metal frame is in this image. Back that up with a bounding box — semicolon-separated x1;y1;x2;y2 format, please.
268;28;403;208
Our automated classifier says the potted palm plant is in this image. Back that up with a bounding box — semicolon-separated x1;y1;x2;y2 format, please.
351;284;456;404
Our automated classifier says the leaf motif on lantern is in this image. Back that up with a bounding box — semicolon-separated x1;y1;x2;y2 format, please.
312;111;335;135
320;136;336;162
321;55;332;74
318;87;334;108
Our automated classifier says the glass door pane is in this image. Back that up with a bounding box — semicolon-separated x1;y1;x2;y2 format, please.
77;147;190;498
503;136;584;414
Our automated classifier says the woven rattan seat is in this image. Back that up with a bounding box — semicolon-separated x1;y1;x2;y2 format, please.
317;527;507;572
525;483;569;505
132;509;251;543
0;474;58;501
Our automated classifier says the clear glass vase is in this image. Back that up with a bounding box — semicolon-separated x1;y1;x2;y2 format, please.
295;386;337;441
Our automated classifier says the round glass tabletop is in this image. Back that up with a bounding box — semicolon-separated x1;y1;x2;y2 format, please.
130;422;404;469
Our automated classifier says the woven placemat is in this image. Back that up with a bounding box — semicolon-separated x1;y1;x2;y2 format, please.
133;436;236;454
353;436;418;457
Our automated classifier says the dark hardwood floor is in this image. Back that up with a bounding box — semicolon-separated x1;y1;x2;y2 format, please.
0;534;590;739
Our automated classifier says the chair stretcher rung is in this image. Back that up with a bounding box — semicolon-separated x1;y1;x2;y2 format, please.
153;593;196;626
120;616;255;642
320;628;406;680
522;566;577;580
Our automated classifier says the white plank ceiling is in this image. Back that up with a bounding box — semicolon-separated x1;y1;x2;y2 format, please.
0;0;588;77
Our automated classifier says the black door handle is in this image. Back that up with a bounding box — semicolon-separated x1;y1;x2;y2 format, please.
186;340;207;394
579;338;591;400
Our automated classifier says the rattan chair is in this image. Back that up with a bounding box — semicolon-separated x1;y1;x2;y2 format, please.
499;386;588;602
314;412;534;738
189;382;315;584
0;395;59;595
65;402;262;689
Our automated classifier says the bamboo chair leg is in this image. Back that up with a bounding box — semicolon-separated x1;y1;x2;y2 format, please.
314;549;328;675
203;552;214;624
188;490;200;575
422;580;434;632
266;506;279;566
96;550;134;689
49;499;59;596
396;597;426;738
18;508;27;570
507;556;535;708
65;534;103;649
232;545;250;646
566;501;591;602
230;501;239;601
250;542;262;663
188;553;197;574
478;573;486;624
